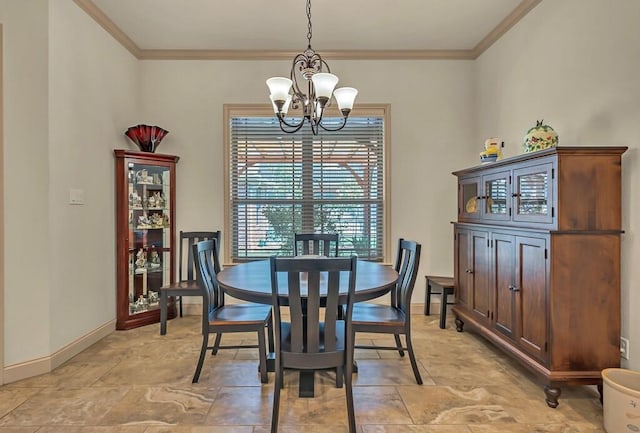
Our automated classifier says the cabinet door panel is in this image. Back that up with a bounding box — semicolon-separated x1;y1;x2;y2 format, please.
483;171;511;221
516;236;548;362
454;228;471;309
471;231;490;323
513;163;554;225
492;233;516;339
459;176;481;221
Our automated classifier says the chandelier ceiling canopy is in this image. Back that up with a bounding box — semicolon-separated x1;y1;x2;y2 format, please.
266;0;357;135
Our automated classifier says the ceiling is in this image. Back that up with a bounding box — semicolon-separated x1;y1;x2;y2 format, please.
75;0;541;60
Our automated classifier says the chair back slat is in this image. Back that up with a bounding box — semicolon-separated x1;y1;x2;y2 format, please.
286;271;304;352
180;231;220;282
393;238;421;313
294;233;339;257
192;239;224;327
306;271;321;352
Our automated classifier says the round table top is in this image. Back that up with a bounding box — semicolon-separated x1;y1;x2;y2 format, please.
217;259;398;305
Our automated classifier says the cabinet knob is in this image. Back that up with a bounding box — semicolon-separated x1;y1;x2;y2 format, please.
512;193;520;197
465;269;473;274
509;285;520;292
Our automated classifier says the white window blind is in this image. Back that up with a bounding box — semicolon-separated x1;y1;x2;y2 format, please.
228;115;386;262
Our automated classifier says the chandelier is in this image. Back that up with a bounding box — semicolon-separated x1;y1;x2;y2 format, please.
266;0;358;135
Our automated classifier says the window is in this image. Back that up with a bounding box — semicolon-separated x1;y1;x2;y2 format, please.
224;104;389;263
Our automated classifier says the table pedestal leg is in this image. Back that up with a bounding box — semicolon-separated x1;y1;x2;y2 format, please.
299;371;315;397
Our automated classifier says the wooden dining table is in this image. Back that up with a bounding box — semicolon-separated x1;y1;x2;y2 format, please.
216;258;398;397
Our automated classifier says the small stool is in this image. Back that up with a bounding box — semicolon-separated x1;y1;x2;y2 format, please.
424;275;455;329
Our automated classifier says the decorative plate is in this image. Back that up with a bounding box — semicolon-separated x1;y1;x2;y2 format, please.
465;197;477;213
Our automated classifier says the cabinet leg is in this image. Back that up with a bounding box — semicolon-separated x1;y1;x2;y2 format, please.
597;383;603;404
454;317;464;332
544;385;561;408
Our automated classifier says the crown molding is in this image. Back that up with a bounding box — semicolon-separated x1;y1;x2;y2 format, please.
73;0;141;58
471;0;543;58
74;0;541;61
138;49;476;61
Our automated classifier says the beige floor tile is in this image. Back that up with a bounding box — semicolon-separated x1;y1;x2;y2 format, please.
399;385;518;425
0;387;130;426
468;423;605;433
192;359;271;386
254;426;353;433
94;357;197;387
0;428;40;433
144;427;253;433
352;359;434;386
35;427;147;433
98;386;218;426
0;313;606;431
362;426;473;433
5;361;118;389
0;388;41;418
353;386;413;425
205;386;273;425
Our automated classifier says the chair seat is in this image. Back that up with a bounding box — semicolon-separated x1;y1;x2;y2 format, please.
352;303;405;326
160;280;202;296
210;304;272;325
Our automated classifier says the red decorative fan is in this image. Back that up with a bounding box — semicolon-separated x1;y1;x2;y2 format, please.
125;124;169;153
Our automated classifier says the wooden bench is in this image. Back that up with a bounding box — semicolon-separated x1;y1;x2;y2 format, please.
424;275;454;329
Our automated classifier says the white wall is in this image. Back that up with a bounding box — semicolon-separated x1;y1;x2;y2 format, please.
475;0;640;368
137;59;474;280
0;0;51;365
47;0;139;352
0;0;138;367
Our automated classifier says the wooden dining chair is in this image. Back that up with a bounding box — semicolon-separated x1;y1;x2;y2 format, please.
352;238;423;384
159;231;219;335
269;255;357;433
293;233;339;257
192;238;273;384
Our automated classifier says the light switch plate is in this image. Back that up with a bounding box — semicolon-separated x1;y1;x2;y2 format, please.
69;188;85;205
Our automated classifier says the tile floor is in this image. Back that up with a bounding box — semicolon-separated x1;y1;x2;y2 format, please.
0;310;605;432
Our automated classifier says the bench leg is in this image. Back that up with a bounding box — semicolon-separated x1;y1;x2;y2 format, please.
424;282;432;315
439;290;448;329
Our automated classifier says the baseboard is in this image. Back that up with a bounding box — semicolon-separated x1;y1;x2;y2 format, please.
414;302;426;313
181;303;203;316
3;319;116;384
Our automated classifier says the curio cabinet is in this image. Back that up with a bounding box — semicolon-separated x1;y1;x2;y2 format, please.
114;150;179;330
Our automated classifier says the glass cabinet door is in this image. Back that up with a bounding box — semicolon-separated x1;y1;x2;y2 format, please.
512;163;554;224
459;176;481;220
483;171;511;221
127;161;172;316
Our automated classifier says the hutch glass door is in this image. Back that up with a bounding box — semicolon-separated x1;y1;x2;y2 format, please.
512;163;554;224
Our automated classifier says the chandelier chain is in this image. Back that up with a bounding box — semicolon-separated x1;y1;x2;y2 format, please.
306;0;312;48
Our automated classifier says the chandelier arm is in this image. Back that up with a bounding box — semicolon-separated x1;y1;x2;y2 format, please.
277;115;306;133
319;57;331;74
318;117;348;132
278;120;306;134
